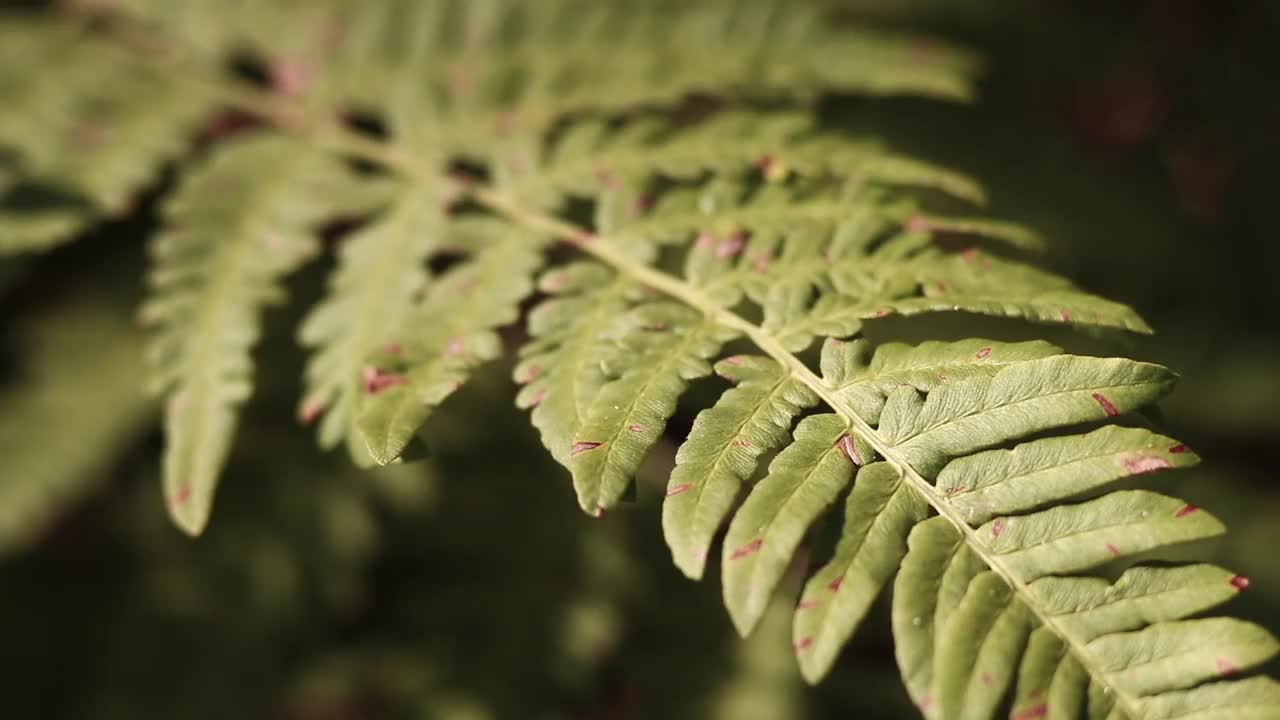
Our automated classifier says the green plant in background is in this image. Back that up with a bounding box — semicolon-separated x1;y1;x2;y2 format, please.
1;1;1277;718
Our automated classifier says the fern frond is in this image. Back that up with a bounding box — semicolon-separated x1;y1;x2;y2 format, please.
104;0;978;161
0;289;154;553
297;186;447;465
0;20;211;252
141;136;383;535
356;221;548;465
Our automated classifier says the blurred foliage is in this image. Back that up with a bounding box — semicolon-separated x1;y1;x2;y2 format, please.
1;0;1278;718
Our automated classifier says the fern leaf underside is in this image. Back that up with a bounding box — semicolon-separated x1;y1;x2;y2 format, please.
0;2;1275;718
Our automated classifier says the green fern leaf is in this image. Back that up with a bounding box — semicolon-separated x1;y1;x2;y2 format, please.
298;187;446;465
569;303;739;512
357;223;548;465
0;21;211;252
141;136;380;535
0;286;154;553
663;355;819;579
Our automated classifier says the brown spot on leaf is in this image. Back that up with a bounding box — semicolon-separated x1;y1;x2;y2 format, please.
794;636;814;652
666;483;692;497
715;232;745;259
362;366;406;395
731;438;753;448
1106;543;1122;556
730;538;763;560
1011;703;1049;720
827;577;844;592
836;434;861;465
1092;392;1120;417
976;346;993;359
1124;455;1173;474
905;216;931;233
170;483;192;509
298;398;325;425
571;441;604;457
1175;503;1199;518
981;672;993;687
1168;444;1187;454
627;424;644;433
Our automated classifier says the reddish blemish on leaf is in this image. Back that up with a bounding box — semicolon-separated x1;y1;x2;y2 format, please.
525;388;547;408
905;216;931;233
1216;658;1239;676
1106;543;1122;556
715;232;745;259
1175;503;1200;518
593;166;621;191
975;346;993;359
627;424;644;433
631;193;653;215
731;438;753;448
362;366;406;395
730;538;763;560
73;121;104;149
1011;703;1050;720
961;247;979;262
571;441;604;457
1168;444;1188;454
1230;575;1251;591
944;484;963;497
827;577;844;592
723;356;744;366
872;308;893;318
756;154;775;173
836;433;862;465
795;636;814;652
991;518;1006;538
934;282;949;293
270;58;313;97
1059;310;1073;322
981;672;993;687
917;696;933;712
751;253;771;273
666;483;692;497
381;342;403;356
797;599;819;610
1091;392;1120;417
516;364;541;383
298;398;325;425
938;372;948;381
570;231;597;245
540;271;570;293
696;231;717;250
590;506;605;518
171;483;192;508
1123;455;1173;474
649;321;669;331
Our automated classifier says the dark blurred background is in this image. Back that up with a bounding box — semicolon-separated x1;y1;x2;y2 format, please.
1;1;1278;718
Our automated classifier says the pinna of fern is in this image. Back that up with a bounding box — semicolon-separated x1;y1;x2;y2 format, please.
0;1;1277;718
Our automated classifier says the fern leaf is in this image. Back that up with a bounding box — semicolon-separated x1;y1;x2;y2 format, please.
792;462;927;682
663;355;819;579
570;303;739;512
0;21;211;252
141;136;379;535
720;414;869;635
515;262;636;466
357;223;548;465
298;187;446;465
0;288;154;553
